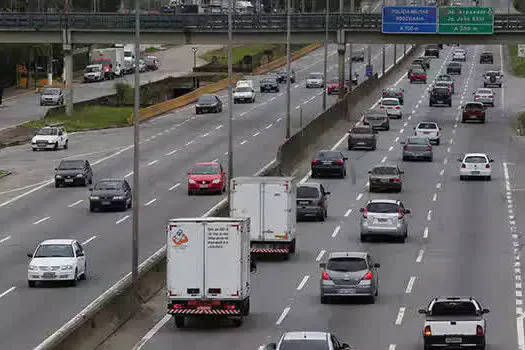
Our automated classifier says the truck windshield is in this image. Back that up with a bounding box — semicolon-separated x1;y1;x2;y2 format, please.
431;301;477;316
279;340;330;350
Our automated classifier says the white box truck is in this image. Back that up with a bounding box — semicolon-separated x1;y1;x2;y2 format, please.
166;217;254;328
89;47;124;78
230;177;297;258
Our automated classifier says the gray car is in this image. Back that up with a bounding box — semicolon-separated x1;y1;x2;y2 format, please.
347;125;377;150
296;183;330;221
359;199;411;242
402;136;433;162
40;88;64;106
362;110;390;130
319;252;380;304
483;70;503;88
368;164;403;193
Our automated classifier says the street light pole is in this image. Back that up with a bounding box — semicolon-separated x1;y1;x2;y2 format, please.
131;0;141;300
227;0;234;202
382;0;386;76
285;0;291;139
192;47;198;89
322;0;328;111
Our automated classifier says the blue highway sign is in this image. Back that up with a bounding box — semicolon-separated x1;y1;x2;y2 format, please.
365;64;373;77
382;6;438;34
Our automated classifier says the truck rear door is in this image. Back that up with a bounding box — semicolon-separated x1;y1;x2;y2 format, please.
231;181;262;241
167;221;204;298
429;320;478;336
262;182;290;241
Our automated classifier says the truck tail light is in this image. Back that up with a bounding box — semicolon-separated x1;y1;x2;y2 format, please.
424;325;432;336
363;207;368;218
336;159;344;165
486;163;491;169
363;271;373;280
322;271;331;280
476;325;484;336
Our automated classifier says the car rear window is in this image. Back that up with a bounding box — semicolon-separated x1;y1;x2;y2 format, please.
371;166;397;175
365;113;385;120
191;165;219;174
367;202;399;213
297;186;319;198
430;301;477;316
448;63;460;67
465;103;483;110
198;95;215;103
94;181;121;190
433;88;449;94
464;156;487;163
418;123;437;129
382;99;398;106
316;151;341;160
408;137;428;144
352;127;372;134
327;257;367;272
279;340;329;350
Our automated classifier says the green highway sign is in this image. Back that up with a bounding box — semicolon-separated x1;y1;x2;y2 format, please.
438;6;494;34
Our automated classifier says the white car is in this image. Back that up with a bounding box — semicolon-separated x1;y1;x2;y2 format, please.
305;72;324;88
414;121;441;145
27;239;87;287
452;49;466;61
473;88;495;106
458;153;493;181
233;85;256;103
31;123;68;151
379;98;402;118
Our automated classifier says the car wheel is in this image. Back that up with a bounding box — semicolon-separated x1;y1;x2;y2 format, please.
80;265;87;280
448;102;452;107
55;181;60;188
70;269;78;287
54;142;59;150
320;296;329;304
397;185;402;193
368;295;376;304
360;234;367;242
340;170;345;178
428;157;433;162
436;139;440;145
486;175;491;181
28;280;36;288
460;175;465;181
63;140;68;149
174;316;185;328
318;212;325;222
89;204;95;212
371;144;376;151
188;190;193;195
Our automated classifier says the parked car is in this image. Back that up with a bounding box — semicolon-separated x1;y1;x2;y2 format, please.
479;51;494;64
461;102;486;123
359;199;411;242
195;94;223;114
296;183;330;221
347;125;378;150
311;150;348;178
362;110;390;130
368;164;403;192
402;136;433;161
40;88;64;106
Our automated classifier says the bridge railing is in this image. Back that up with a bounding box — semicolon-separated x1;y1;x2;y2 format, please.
0;12;522;32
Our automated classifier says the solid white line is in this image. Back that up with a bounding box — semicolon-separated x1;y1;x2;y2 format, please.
517;315;525;350
145;198;157;206
240;140;248;145
125;171;134;178
131;314;172;350
416;249;424;263
447;147;451;153
0;236;11;244
82;235;97;245
405;276;416;293
427;210;432;221
344;208;352;217
297;275;310;291
166;149;178;156
0;179;54;196
68;200;83;208
381;156;387;163
185;140;194;146
33;216;50;225
168;183;180;191
423;226;429;239
0;287;16;299
253;132;260;137
356;193;363;201
332;225;341;238
395;307;406;325
148;160;158;166
266;124;273;129
116;215;130;224
276;307;291;325
270;97;277;101
215;124;223;130
432;193;437;201
276;117;282;122
316;250;326;262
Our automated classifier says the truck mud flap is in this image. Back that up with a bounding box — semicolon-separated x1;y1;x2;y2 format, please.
251;248;290;254
168;309;241;315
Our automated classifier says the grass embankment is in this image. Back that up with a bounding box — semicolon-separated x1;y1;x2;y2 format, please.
199;44;277;65
0;170;8;177
508;45;525;78
518;112;525;135
20;106;133;132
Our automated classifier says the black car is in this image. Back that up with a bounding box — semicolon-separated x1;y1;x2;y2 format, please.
424;45;440;58
362;110;390;130
382;87;404;105
55;159;93;187
480;52;493;64
413;57;430;70
429;87;452;107
351;49;365;62
260;77;279;92
311;150;348;178
89;178;132;212
195;94;222;114
446;62;462;75
276;69;296;83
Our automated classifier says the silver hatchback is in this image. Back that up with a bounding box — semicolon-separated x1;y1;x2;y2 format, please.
359;199;411;242
402;136;433;161
319;252;380;304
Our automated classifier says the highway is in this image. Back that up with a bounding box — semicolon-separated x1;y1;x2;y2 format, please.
102;42;525;350
0;42;404;349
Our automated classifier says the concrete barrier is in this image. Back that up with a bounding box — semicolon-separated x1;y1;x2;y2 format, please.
253;42;323;75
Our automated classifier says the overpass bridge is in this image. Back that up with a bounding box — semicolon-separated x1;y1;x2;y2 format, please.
0;12;524;45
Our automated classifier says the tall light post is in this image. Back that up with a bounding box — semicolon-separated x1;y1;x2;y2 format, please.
227;0;234;203
285;0;292;139
131;0;141;300
382;0;386;76
192;47;198;89
322;0;329;111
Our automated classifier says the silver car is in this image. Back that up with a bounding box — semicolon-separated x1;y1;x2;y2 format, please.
296;183;330;221
473;88;495;107
305;72;324;88
319;252;380;304
359;199;411;242
40;88;64;106
402;136;433;161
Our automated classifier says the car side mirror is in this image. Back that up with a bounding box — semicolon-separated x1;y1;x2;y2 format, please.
27;252;33;258
266;343;277;350
489;159;494;163
232;89;236;93
374;263;380;268
367;170;371;174
319;262;326;268
325;192;331;195
359;208;364;212
482;308;490;314
250;260;257;272
405;209;411;214
418;308;428;314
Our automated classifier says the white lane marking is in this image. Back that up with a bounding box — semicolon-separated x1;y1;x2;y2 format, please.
302;101;309;105
0;287;16;299
427;209;432;221
0;235;11;245
147;160;158;166
444;158;448;165
416;249;424;263
388;345;396;350
166;149;178;156
408;116;412;120
68;200;83;208
399;128;404;134
201;132;210;137
403;122;408;127
145;198;157;206
439;169;445;176
395;136;399;142
33;216;50;225
388;146;393;152
116;215;130;224
432;193;437;201
276;117;282;122
253;132;260;137
309;96;316;101
240;140;248;145
240;112;247;117
270;97;277;101
356;193;363;201
423;226;429;239
168;183;181;191
82;235;97;245
276;307;291;325
381;156;387;163
447;147;451;153
295;105;301;109
294;84;299;88
297;275;310;291
405;276;416;294
395;307;406;325
332;225;341;238
224;152;228;155
215;125;223;130
131;314;172;350
185;140;194;146
266;124;273;129
436;182;442;189
344;208;352;217
316;250;326;261
125;171;134;178
448;138;453;145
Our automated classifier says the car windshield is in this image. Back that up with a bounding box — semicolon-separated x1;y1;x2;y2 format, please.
435;82;448;87
327;257;367;272
365;113;385;120
465;103;483;110
371;166;398;175
438;75;451;80
408;137;428;144
34;244;74;258
382;99;398;106
307;73;323;79
367;202;399;213
482;52;492;56
198;95;216;103
37;128;58;136
464;156;487;163
59;160;84;170
430;301;477;316
297;186;320;198
418;123;437;129
94;181;121;190
84;66;100;73
352;127;372;134
279;340;329;350
43;88;60;95
261;78;275;83
191;165;219;175
236;87;252;92
316;151;341;160
448;63;460;67
477;89;492;94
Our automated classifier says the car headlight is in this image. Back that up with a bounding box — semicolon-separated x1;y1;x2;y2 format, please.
28;265;37;271
48;140;55;144
61;265;73;270
188;179;196;184
212;178;220;184
76;174;84;178
113;196;125;200
90;196;99;200
55;175;62;179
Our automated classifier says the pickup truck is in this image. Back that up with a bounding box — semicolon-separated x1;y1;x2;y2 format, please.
419;296;489;350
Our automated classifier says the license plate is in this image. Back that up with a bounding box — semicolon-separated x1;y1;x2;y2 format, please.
197;305;211;310
338;289;355;294
357;142;365;145
323;161;332;165
387;106;393;109
445;337;462;344
200;184;209;188
299;201;309;205
423;132;430;134
437;100;443;103
380;179;389;183
42;272;56;278
65;179;73;183
471;171;480;175
102;201;110;205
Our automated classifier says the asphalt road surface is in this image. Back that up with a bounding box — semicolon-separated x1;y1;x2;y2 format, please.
0;41;405;349
103;43;525;350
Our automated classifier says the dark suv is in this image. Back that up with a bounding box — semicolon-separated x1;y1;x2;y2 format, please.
260;77;279;92
479;52;493;64
276;69;296;83
89;178;132;212
429;87;452;107
424;45;440;58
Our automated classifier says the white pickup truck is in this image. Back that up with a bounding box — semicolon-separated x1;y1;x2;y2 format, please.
419;296;489;350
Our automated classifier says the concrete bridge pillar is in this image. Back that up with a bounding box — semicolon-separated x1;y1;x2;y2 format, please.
337;30;346;100
62;29;73;118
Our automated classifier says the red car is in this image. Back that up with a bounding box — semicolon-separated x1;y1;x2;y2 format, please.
409;70;427;83
326;79;348;95
187;162;227;195
461;102;486;123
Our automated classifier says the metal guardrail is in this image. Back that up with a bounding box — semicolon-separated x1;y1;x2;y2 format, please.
0;12;523;32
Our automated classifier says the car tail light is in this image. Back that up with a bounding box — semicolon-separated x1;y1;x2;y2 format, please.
448;84;452;88
475;95;480;98
392;178;400;183
436;131;440;137
398;207;404;219
427;146;432;151
424;326;432;336
312;160;318;165
363;271;373;280
322;271;331;280
486;163;491;169
383;92;388;96
403;145;408;150
461;163;466;168
414;131;418;136
395;106;401;109
476;325;484;336
336;159;344;165
380;105;384;109
363;207;368;218
488;95;493;98
398;92;402;96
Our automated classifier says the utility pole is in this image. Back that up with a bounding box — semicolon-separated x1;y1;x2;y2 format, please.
322;0;329;111
285;0;292;138
227;0;234;201
337;0;345;100
382;0;386;76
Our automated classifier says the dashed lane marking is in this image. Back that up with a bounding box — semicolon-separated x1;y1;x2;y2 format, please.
0;236;11;244
82;235;97;245
33;216;50;225
316;250;326;262
116;215;130;225
395;307;406;325
145;198;157;206
147;160;158;166
405;276;416;294
332;225;341;238
168;183;180;191
423;226;429;239
416;249;424;263
276;307;291;325
344;208;352;217
297;275;310;291
68;200;83;208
